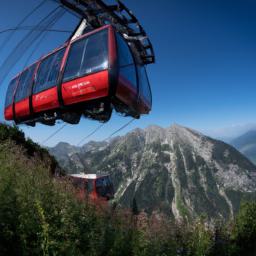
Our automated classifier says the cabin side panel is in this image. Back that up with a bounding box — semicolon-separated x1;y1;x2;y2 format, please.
15;98;30;118
32;87;59;113
62;70;109;106
4;105;13;120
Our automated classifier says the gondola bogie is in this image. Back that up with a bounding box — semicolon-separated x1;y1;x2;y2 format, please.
4;25;152;126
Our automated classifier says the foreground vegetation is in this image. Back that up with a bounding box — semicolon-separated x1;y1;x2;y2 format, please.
0;124;256;256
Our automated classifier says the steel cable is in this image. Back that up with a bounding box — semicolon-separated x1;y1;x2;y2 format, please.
41;123;68;144
0;6;65;85
0;27;72;35
89;118;136;173
0;0;46;55
77;123;105;146
22;10;67;68
106;118;135;140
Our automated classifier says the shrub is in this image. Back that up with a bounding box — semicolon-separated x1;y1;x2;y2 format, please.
231;201;256;256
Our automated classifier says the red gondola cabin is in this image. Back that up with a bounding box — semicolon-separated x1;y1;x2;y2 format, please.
4;25;152;126
69;173;114;201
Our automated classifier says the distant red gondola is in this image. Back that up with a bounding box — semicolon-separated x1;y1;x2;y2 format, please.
4;25;152;126
68;173;114;201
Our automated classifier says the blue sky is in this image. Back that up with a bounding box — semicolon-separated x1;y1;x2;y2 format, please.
0;0;256;146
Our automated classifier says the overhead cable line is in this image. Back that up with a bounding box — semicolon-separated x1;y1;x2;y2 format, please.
106;118;135;140
95;118;138;174
77;123;105;146
0;27;72;35
49;0;82;19
23;10;67;68
0;0;46;55
41;123;67;145
0;7;65;98
0;6;65;85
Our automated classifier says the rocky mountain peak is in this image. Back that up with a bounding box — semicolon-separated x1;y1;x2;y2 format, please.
52;142;79;155
55;141;73;148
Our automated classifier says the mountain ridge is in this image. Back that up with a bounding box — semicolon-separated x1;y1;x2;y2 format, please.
49;124;256;220
231;130;256;165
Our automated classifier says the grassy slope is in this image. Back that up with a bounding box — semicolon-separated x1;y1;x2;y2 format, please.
0;124;60;175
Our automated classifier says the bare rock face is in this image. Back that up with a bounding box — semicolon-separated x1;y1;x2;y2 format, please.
49;124;256;220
